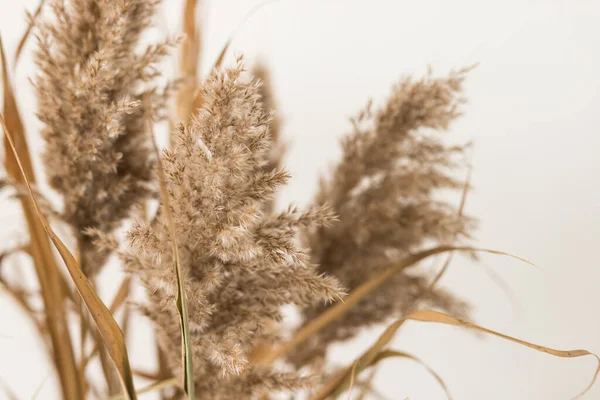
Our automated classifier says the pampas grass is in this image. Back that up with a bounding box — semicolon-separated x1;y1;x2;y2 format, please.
0;1;598;399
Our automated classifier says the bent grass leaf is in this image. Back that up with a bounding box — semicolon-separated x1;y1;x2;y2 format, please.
191;0;281;110
177;0;202;122
340;349;451;400
428;162;472;289
354;363;380;400
1;115;137;400
13;0;46;67
212;0;280;71
1;35;34;181
314;310;599;400
259;245;533;364
81;278;131;371
146;108;194;399
373;350;451;399
1;36;81;400
111;378;181;400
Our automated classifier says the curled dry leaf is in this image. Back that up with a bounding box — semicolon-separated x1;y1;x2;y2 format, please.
258;245;533;364
314;310;599;400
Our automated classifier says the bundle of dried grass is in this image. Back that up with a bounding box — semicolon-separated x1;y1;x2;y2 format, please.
0;1;597;399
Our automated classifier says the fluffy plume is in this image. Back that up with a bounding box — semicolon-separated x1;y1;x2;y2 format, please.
123;61;343;399
288;68;476;367
33;0;177;276
252;62;286;215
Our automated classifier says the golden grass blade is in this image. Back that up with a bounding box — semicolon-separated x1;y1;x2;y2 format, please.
314;310;599;400
371;350;451;399
182;0;201;73
1;35;34;181
354;364;379;400
313;319;410;399
13;0;46;67
98;340;123;396
133;369;164;381
81;276;133;395
354;349;449;400
81;276;131;367
354;382;392;400
409;310;599;399
0;250;45;341
146;109;194;399
211;0;280;71
120;303;132;359
110;277;132;315
111;378;181;400
1;115;137;400
85;277;133;395
0;275;48;345
429;163;472;289
177;0;202;122
340;349;451;400
1;37;81;400
259;245;533;364
346;361;359;400
190;0;281;111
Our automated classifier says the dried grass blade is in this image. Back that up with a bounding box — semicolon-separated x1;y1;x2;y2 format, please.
354;364;379;400
339;349;451;400
429;163;472;289
1;38;81;400
177;0;202;122
408;310;599;399
146;110;194;399
191;0;280;109
81;277;131;369
260;245;532;364
111;377;181;400
211;0;279;71
314;320;410;399
110;277;132;315
80;276;132;393
315;310;599;400
13;0;46;67
133;369;163;381
1;36;34;181
0;250;44;339
372;350;451;399
346;361;359;400
1;115;137;400
0;276;47;345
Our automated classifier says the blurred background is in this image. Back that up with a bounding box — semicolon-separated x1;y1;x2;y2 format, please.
0;0;599;399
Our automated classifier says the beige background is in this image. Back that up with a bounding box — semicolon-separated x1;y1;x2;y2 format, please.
1;0;599;399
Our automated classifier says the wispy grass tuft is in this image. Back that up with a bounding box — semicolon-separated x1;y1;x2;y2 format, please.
0;1;597;399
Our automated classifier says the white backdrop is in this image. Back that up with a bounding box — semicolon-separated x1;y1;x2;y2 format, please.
1;1;599;399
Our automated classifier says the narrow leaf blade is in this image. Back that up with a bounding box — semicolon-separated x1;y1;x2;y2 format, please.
314;310;599;400
146;108;194;398
1;115;137;400
261;245;533;363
